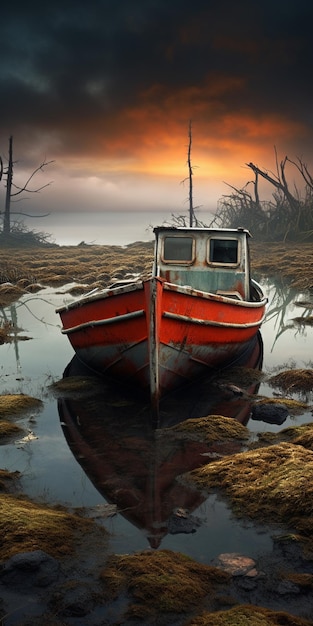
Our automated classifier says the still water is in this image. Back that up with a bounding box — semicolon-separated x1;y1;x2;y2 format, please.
0;280;312;565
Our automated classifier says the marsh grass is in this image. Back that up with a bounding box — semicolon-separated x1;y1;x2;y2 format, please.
268;370;313;394
0;420;23;440
0;241;312;307
257;422;313;451
100;549;229;619
0;394;43;418
254;397;310;415
161;414;249;443
0;493;100;560
185;604;313;625
185;442;313;549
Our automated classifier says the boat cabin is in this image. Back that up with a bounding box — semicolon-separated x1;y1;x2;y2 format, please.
153;226;252;301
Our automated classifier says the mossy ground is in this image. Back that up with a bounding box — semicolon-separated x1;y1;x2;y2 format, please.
99;549;229;620
185;441;313;551
160;414;249;443
0;493;105;560
184;604;313;625
268;369;313;394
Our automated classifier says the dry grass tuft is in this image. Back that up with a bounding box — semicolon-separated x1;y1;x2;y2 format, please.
161;415;249;443
0;420;23;440
260;422;313;451
0;493;98;560
185;604;313;625
254;397;310;415
100;549;229;619
0;241;312;305
0;394;43;418
185;442;313;547
268;370;313;393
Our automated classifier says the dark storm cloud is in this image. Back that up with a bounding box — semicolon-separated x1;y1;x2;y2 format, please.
0;0;313;159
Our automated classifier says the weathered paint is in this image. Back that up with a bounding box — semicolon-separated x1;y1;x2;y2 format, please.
57;226;267;417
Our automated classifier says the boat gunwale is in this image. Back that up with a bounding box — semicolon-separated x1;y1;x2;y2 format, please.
56;280;144;313
163;279;267;308
57;276;267;318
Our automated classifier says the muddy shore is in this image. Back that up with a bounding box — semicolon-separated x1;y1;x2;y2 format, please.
0;240;313;625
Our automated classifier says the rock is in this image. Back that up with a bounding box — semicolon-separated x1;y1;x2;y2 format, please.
211;553;258;577
251;402;288;425
167;508;202;534
0;550;60;588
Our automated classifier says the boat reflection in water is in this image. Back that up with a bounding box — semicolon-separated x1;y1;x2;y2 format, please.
58;333;263;549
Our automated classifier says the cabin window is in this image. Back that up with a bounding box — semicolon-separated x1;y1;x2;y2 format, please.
208;238;239;265
163;236;194;263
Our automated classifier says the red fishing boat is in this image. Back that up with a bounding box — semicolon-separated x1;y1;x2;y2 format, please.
57;227;267;416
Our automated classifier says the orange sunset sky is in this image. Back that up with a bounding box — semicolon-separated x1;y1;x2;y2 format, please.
1;0;312;217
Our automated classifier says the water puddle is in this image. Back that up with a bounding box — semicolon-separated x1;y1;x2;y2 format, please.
1;281;312;565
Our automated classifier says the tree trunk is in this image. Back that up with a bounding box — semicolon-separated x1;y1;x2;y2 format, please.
187;121;195;227
3;136;13;235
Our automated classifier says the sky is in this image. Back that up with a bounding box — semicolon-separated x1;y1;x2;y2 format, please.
1;0;313;219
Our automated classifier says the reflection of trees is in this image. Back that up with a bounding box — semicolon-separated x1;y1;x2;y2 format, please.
0;303;21;368
1;296;54;369
263;279;313;352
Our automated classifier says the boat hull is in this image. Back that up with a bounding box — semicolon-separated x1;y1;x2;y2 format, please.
58;277;266;412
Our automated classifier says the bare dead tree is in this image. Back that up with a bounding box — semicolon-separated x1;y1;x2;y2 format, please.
246;157;300;214
187;120;195;226
2;135;54;235
215;149;313;241
179;120;201;227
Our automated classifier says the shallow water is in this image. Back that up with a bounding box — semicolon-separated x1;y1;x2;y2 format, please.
0;280;312;565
